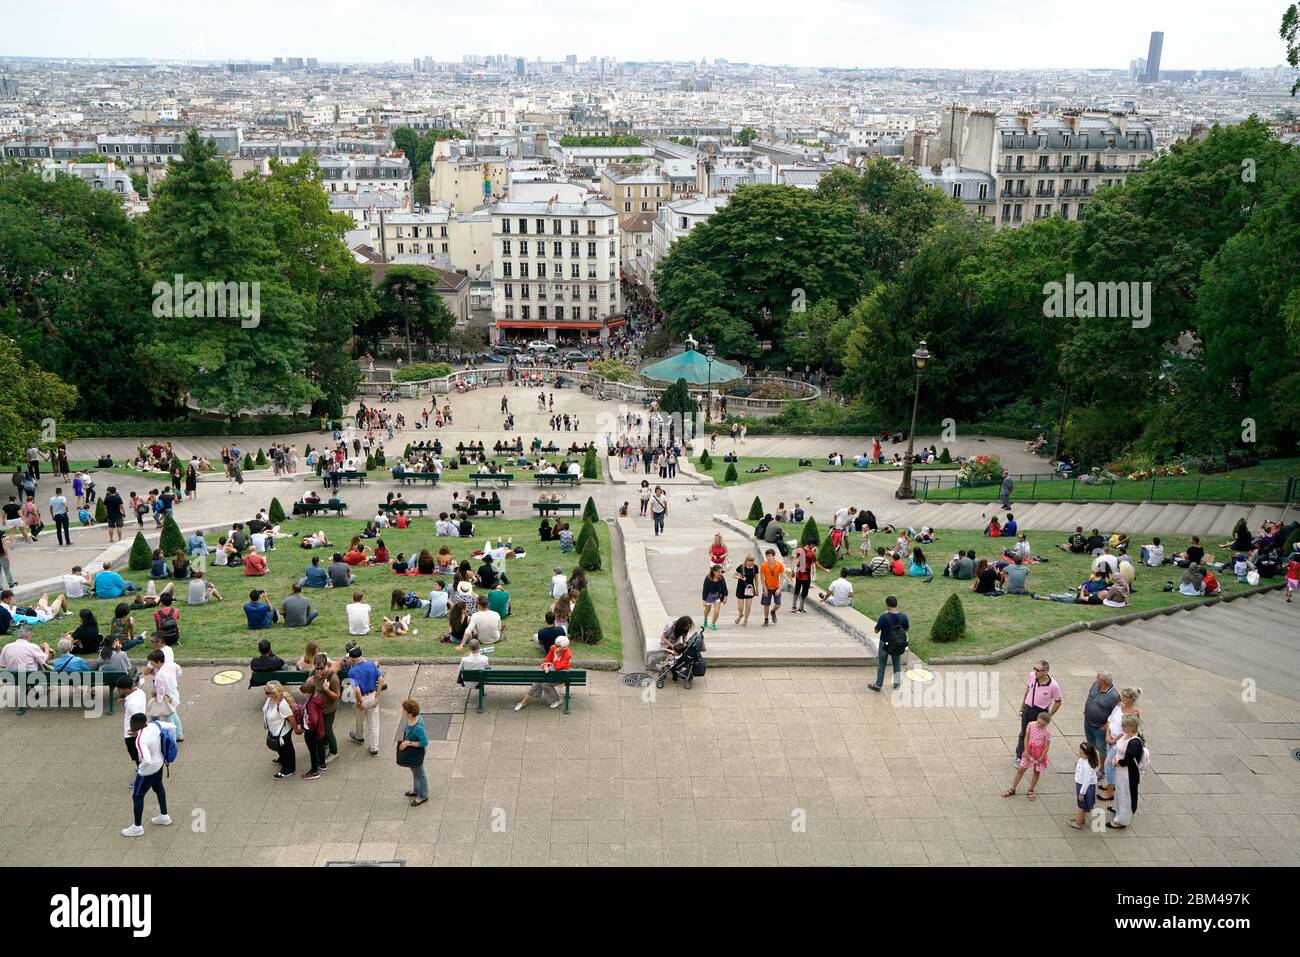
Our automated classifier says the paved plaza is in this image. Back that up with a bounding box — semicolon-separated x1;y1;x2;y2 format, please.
1;383;1293;866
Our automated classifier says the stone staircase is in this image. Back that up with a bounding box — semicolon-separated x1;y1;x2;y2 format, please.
897;499;1293;537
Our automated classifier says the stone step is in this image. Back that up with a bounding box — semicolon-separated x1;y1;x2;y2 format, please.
1208;507;1246;539
1122;502;1167;533
704;636;874;667
1174;503;1227;536
1092;502;1140;533
1144;503;1192;533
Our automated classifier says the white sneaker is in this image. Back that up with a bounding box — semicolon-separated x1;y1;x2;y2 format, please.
121;824;144;838
549;700;562;709
514;702;524;711
151;814;172;826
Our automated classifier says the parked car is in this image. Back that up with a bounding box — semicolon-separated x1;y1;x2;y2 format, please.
563;350;589;364
527;341;556;353
476;352;507;364
494;343;524;354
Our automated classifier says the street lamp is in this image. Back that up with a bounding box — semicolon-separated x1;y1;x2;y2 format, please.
705;345;716;424
895;340;931;500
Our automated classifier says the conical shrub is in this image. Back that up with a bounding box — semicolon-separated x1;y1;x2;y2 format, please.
158;514;185;555
268;497;287;524
567;587;603;644
94;499;107;523
699;450;713;471
939;447;951;464
365;453;376;471
575;519;597;554
930;593;967;643
127;531;152;571
747;496;763;521
242;452;254;471
800;517;820;546
723;462;738;483
816;534;838;570
579;533;602;571
582;450;600;480
255;448;267;467
582;496;599;523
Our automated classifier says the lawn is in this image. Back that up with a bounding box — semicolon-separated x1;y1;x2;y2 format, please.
46;517;622;666
752;524;1263;661
695;455;954;486
921;473;1297;504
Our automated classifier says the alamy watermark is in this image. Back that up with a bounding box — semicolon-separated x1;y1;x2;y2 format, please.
1042;274;1151;329
890;670;1001;718
152;274;260;328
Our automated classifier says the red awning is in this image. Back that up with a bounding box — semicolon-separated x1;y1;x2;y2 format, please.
495;320;606;330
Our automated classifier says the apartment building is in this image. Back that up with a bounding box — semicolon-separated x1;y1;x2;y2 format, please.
643;194;729;291
318;152;412;196
600;167;671;216
490;198;623;343
328;187;408;227
915;165;997;224
369;209;451;263
618;211;656;273
429;156;506;210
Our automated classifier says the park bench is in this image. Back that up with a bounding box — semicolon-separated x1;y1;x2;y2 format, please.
535;474;579;487
248;669;310;689
1;669;131;716
533;502;580;517
340;471;368;485
471;473;514;488
460;669;587;714
379;502;429;517
295;501;348;517
394;471;440;486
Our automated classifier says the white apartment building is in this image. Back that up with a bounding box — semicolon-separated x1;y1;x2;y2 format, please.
490;198;623;343
369;209;452;263
318;153;412;196
643;194;728;291
329;187;409;227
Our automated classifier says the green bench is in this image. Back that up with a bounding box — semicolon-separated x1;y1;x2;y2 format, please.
533;502;580;517
296;501;348;517
248;669;310;689
535;473;579;487
461;669;587;714
395;471;440;486
340;471;369;485
379;502;428;517
1;669;132;716
471;473;514;488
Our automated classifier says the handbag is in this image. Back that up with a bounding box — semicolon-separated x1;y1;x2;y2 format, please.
396;726;424;767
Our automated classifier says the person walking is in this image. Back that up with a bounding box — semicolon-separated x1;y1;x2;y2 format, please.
758;548;786;626
1096;687;1141;803
650;486;668;536
700;564;728;631
121;712;174;837
102;485;125;544
868;595;909;692
733;555;757;626
263;680;299;780
1001;710;1052;801
49;487;71;547
144;648;184;742
398;699;429;806
346;645;384;756
303;653;341;762
300;679;328;781
116;675;147;783
1015;660;1062;764
999;468;1014;510
0;530;13;589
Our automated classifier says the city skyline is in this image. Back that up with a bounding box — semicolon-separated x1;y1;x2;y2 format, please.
0;0;1292;71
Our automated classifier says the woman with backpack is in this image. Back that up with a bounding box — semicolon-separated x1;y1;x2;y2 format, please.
263;681;300;780
867;595;908;692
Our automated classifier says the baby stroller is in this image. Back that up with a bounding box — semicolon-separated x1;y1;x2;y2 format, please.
656;629;706;689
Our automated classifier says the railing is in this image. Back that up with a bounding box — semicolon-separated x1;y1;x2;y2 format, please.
918;472;1300;504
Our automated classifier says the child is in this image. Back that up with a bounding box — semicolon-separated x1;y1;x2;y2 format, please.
1001;711;1051;801
78;503;93;527
1069;742;1101;830
1285;549;1300;603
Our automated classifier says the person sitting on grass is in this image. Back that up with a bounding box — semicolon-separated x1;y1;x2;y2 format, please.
244;589;279;629
1001;555;1032;595
1222;520;1253;552
487;582;511;619
1002;534;1031;564
242;549;268;577
907;548;933;578
149;549;171;580
65;608;102;655
1085;528;1107;554
1002;514;1018;538
186;571;223;606
945;549;976;580
370;538;390;565
556;523;575;554
972;559;1003;596
1034;572;1109;604
381;612;413;637
1139;537;1165;567
92;562;137;599
299;529;331;549
1178;563;1206;596
819;568;855;607
280;583;319;627
866;546;892;576
983;516;1002;538
1101;572;1130;608
425;580;450;619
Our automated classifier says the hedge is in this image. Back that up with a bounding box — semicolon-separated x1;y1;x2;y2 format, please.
63;416;319;438
394;362;452;382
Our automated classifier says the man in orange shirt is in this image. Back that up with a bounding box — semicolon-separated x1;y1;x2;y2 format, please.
759;548;787;626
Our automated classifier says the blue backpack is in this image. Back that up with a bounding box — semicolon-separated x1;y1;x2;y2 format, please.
152;720;179;769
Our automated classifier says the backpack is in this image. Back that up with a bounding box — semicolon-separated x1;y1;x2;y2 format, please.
152;720;179;770
883;613;909;655
155;608;180;644
404;591;423;609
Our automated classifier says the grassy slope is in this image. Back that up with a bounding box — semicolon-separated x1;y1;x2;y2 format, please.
922;475;1295;504
52;518;621;665
696;455;953;486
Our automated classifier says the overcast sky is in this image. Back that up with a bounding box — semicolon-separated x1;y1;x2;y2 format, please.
1;0;1291;70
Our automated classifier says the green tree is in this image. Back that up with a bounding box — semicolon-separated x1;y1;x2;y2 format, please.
255;448;267;466
735;127;757;146
723;462;738;483
582;452;600;481
582;496;599;522
268;497;287;523
159;514;185;554
128;531;151;571
567;586;604;644
747;496;763;520
243;452;254;471
1284;4;1300;94
0;336;77;463
800;517;820;547
575;520;596;554
816;533;838;570
578;534;602;572
94;498;107;523
363;265;456;363
930;593;967;642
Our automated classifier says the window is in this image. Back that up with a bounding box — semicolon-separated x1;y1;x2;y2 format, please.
520;263;529;278
440;226;448;238
556;306;565;320
641;201;648;211
624;202;631;212
521;284;530;299
587;242;597;258
442;243;448;253
570;241;579;257
521;305;530;320
553;241;563;256
504;283;513;299
587;220;596;235
1060;203;1070;220
588;285;597;300
396;243;404;254
505;305;514;319
537;263;547;278
978;182;988;200
951;183;962;199
588;307;598;320
502;219;511;234
502;262;512;277
569;220;578;235
536;219;545;235
552;220;561;235
539;306;547;321
655;186;662;197
518;218;528;234
609;240;616;256
1001;204;1011;223
571;283;581;299
519;240;529;256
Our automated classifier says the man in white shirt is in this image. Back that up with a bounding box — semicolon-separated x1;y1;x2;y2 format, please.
346;592;372;635
567;461;581;476
250;531;269;553
550;566;568;601
145;648;184;740
1141;538;1165;567
0;627;49;670
820;570;855;607
1092;549;1119;577
833;506;850;531
462;595;502;648
457;638;491;689
63;565;89;599
122;711;174;837
116;676;147;778
373;511;390;529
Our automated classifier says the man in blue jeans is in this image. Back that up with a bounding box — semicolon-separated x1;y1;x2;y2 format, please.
1083;671;1119;761
868;595;908;692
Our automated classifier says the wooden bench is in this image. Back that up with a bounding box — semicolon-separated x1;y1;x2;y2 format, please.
471;473;514;488
295;501;348;517
248;669;310;689
379;502;428;517
1;669;132;715
340;471;369;485
460;669;587;714
533;502;580;517
534;473;579;486
395;471;440;486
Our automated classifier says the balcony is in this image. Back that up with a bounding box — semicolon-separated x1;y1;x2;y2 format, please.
1000;187;1028;198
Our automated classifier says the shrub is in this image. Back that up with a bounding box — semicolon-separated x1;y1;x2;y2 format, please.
575;520;597;554
255;448;267;467
94;499;107;523
582;496;599;523
587;359;635;382
268;497;287;524
403;443;412;459
939;447;951;464
582;451;600;480
579;534;602;572
365;453;376;471
567;586;604;644
127;532;152;571
723;463;738;484
816;534;838;570
930;593;967;643
304;444;312;456
242;452;254;471
800;517;820;547
63;415;316;438
747;496;763;520
957;454;1002;486
158;514;185;555
699;450;713;471
394;362;452;382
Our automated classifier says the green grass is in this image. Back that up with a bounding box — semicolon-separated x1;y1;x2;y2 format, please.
46;518;621;665
696;455;953;486
922;475;1296;504
327;456;587;484
1199;457;1300;481
753;524;1259;661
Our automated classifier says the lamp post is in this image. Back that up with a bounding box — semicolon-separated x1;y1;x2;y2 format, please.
895;340;931;500
705;345;716;424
